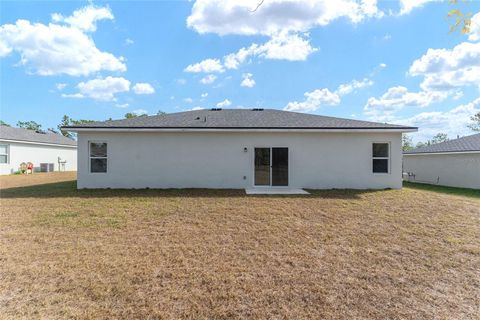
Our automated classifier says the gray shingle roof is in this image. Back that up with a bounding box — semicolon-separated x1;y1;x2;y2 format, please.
0;126;77;146
63;109;416;130
404;133;480;154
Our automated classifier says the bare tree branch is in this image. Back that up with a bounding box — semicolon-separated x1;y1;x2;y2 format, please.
250;0;265;13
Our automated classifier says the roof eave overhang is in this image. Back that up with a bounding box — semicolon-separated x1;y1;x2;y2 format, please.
62;127;418;133
404;150;480;156
0;138;77;148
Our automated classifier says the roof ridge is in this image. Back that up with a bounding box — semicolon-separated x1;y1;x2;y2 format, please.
405;133;480;154
61;109;416;130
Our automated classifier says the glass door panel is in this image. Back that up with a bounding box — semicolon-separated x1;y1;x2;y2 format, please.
272;148;288;186
254;148;270;186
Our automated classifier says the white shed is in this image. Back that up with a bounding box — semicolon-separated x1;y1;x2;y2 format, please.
403;133;480;189
0;126;77;175
63;109;416;190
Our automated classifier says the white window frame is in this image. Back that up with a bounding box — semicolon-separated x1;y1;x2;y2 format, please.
372;142;390;175
0;144;9;164
89;141;108;173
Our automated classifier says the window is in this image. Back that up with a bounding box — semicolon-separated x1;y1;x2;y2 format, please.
0;144;9;164
372;143;389;173
89;142;107;173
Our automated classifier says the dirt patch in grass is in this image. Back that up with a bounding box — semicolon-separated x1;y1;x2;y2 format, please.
0;173;479;319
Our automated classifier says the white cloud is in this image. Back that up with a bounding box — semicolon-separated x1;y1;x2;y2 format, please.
61;93;84;99
284;77;373;112
201;92;208;98
186;0;387;73
132;109;148;116
115;103;129;108
216;99;232;108
187;0;383;37
184;97;193;103
187;32;317;73
0;34;12;56
0;5;126;76
409;41;480;91
336;78;373;95
285;88;340;112
364;86;450;121
63;76;130;101
55;83;67;91
184;0;436;75
224;45;257;69
365;40;479;122
186;0;358;73
379;63;387;68
367;86;447;108
125;38;134;46
255;32;317;61
200;74;217;84
469;12;480;42
396;97;480;142
51;5;113;32
398;0;440;15
132;83;155;95
192;106;204;110
184;58;225;73
240;73;256;88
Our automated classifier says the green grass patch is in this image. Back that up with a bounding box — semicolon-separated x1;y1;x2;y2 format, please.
55;211;79;218
32;209;127;229
403;181;480;198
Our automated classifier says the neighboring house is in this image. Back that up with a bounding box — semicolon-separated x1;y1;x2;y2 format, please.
403;133;480;189
0;126;77;175
63;108;416;190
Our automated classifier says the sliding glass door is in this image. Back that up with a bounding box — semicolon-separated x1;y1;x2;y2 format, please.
272;147;288;186
254;147;288;186
254;148;270;186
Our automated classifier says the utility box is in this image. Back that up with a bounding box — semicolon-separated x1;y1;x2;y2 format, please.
40;163;54;172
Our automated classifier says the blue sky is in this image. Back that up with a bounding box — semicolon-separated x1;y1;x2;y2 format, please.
1;0;479;142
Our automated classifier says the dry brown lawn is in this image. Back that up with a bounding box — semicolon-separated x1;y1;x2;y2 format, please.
0;173;479;319
0;171;77;189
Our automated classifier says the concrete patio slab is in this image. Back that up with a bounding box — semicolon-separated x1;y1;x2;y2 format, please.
245;188;310;195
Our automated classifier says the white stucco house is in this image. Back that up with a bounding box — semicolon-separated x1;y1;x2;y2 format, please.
403;133;480;189
0;126;77;175
63;108;416;190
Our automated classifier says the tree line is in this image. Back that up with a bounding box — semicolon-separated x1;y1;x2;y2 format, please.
0;110;166;139
403;133;448;151
401;112;480;151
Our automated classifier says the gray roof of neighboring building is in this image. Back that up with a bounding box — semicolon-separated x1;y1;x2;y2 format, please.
0;125;77;146
62;109;416;130
404;133;480;154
